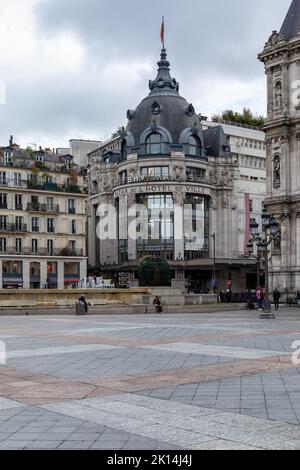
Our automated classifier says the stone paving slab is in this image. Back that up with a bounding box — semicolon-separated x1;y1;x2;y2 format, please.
0;310;299;449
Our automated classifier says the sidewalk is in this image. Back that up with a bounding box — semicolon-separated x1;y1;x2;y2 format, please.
0;303;245;316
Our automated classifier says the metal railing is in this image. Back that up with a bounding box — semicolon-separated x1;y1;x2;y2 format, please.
0;223;27;233
27;203;59;213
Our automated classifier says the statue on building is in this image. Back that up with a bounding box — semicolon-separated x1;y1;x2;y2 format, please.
273;155;281;189
275;82;282;109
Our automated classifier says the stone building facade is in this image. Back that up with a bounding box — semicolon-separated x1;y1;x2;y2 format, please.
259;0;300;291
0;138;87;289
87;48;258;292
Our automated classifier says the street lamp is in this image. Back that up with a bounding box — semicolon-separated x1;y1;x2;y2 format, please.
247;240;263;289
248;207;280;320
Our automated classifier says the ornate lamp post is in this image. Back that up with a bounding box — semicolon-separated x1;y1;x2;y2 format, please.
247;240;264;289
249;207;280;320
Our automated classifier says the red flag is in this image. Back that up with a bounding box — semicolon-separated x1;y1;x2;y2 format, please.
160;17;165;46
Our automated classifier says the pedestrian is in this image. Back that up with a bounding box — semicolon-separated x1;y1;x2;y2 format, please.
153;296;163;314
272;288;281;311
225;289;232;303
78;295;88;313
287;294;294;308
256;287;264;311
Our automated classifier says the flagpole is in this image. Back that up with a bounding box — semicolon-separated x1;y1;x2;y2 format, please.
163;16;165;49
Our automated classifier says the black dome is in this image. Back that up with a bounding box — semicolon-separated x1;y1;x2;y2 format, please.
125;49;206;158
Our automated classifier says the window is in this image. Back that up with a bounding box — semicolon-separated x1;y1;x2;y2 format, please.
4;152;12;166
15;238;22;254
145;133;164;154
186;167;206;181
47;239;53;255
0;216;7;230
0;172;7;185
188;136;201;157
15;194;23;210
47;197;54;210
69;240;76;255
32;239;38;255
141;167;169;178
0;238;6;253
47;219;55;233
0;193;7;209
15;216;23;231
32;218;39;233
249;199;253;212
14;173;22;187
71;220;76;235
68;199;75;214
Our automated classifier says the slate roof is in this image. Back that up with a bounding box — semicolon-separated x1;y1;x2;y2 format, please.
203;126;231;158
280;0;300;40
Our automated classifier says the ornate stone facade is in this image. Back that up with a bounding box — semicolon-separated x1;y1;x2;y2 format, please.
258;0;300;291
87;48;258;292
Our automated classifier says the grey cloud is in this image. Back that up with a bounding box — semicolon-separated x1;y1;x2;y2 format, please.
0;0;293;148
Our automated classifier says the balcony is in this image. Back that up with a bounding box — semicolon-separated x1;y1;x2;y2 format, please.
0;202;7;209
3;247;83;257
0;179;84;194
27;203;59;213
15;204;23;211
0;223;27;233
68;207;76;214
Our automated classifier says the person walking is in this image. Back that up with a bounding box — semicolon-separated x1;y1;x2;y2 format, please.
272;288;281;311
256;287;264;311
153;296;163;314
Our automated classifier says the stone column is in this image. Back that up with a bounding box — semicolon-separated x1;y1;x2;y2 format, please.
173;189;185;261
40;259;48;288
23;259;30;289
282;62;289;115
80;259;87;281
57;261;64;289
267;69;274;119
127;193;136;261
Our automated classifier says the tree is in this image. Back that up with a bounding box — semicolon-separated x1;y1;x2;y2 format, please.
212;108;265;128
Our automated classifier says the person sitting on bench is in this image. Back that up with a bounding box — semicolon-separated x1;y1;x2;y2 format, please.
153;296;163;314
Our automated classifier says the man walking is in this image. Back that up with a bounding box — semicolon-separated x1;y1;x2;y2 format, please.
272;288;281;311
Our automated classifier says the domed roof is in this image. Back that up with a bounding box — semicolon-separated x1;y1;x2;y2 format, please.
125;49;206;157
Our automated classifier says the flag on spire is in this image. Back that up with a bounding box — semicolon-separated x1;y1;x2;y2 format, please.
160;17;165;47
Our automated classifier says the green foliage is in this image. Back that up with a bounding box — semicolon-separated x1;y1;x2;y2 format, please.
212;108;265;128
137;256;171;287
111;127;122;139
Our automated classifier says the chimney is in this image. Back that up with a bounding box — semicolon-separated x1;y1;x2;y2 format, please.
9;135;13;147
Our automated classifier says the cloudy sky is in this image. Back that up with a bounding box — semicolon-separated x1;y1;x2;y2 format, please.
0;0;293;149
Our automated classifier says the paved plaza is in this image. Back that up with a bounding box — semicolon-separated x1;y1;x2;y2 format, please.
0;309;300;449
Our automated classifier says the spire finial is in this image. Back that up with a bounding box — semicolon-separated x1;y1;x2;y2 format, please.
160;17;165;49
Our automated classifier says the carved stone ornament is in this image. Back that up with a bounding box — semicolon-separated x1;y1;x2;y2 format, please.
127;110;135;121
151;120;158;133
186;104;195;117
151;101;161;116
273;155;281;189
266;31;286;48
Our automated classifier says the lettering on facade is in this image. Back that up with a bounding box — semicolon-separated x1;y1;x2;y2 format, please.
114;184;210;197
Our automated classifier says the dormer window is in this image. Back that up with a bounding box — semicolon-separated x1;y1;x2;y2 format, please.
145;133;164;154
36;155;44;163
4;151;12;166
188;135;201;157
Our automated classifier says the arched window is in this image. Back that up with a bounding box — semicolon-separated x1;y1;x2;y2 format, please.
121;139;127;160
145;133;164;155
188;135;201;157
